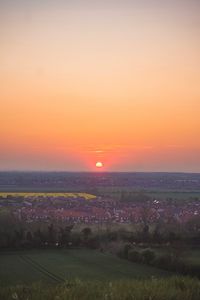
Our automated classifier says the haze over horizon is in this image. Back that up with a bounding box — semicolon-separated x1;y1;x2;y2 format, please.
1;0;200;172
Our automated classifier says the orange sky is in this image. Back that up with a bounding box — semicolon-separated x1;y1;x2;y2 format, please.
1;0;200;171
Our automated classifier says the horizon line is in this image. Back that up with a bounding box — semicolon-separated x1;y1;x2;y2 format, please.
0;170;200;174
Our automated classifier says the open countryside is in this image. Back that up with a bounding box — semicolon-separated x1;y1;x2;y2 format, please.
0;249;171;286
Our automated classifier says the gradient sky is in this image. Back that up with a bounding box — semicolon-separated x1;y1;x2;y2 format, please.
1;0;200;172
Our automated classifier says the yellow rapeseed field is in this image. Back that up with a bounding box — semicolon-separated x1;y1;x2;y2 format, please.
0;192;96;200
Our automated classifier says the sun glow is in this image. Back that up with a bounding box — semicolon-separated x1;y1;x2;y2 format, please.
96;161;103;168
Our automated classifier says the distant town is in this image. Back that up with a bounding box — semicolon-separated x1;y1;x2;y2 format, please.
0;171;199;225
1;193;198;225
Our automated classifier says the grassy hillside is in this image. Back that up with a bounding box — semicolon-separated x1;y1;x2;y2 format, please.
0;249;171;286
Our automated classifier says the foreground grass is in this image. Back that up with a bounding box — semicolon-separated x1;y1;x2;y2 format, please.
1;277;200;300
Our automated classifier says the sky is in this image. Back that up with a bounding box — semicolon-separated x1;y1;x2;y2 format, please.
0;0;200;172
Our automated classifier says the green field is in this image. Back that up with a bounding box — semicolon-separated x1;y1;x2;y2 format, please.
98;187;200;201
186;250;200;266
0;187;200;201
0;249;171;286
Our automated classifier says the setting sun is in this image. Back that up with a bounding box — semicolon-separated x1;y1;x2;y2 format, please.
96;162;103;168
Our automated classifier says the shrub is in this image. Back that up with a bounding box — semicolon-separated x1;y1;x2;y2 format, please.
123;243;132;259
154;254;173;270
141;249;156;264
128;249;141;262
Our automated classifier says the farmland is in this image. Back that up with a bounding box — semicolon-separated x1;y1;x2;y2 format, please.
99;187;200;201
1;172;200;193
0;249;171;286
0;192;96;200
0;172;199;299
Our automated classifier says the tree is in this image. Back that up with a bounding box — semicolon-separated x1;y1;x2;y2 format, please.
81;227;92;246
26;231;33;243
47;223;56;245
152;225;162;244
33;229;45;247
58;225;74;247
